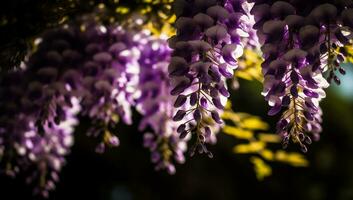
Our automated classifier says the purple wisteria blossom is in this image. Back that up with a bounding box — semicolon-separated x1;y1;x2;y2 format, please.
168;0;254;156
249;0;353;151
0;69;80;197
136;32;187;174
0;22;143;196
76;23;141;152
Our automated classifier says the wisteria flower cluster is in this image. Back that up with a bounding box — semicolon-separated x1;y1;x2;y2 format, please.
248;0;353;151
0;20;183;196
135;34;188;174
168;0;257;156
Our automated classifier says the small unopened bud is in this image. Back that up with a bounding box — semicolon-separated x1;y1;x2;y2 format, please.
339;67;346;75
179;131;188;139
193;108;201;121
300;144;308;153
174;95;187;108
177;124;186;133
333;76;341;85
173;110;186;121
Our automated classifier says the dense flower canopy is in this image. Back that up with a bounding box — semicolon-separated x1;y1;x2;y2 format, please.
0;0;352;197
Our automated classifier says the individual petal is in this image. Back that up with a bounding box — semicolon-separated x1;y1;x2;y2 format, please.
218;63;233;78
282;95;291;106
270;1;296;19
174;95;187;108
303;89;319;98
268;103;282;116
193;108;201;121
285;15;305;30
290;71;300;84
212;97;224;109
168;56;189;76
207;5;230;21
283;49;307;63
93;52;112;63
177;124;186;133
188;40;212;52
190;93;197;106
173;110;187;121
193;13;215;29
211;111;222;124
310;3;337;23
190;61;212;74
299;25;320;49
170;77;192;95
222;44;243;65
342;8;353;28
262;20;285;35
290;85;298;98
205;25;228;42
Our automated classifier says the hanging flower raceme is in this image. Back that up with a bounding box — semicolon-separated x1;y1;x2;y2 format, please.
0;27;92;196
248;0;353;151
23;99;79;197
0;21;144;196
168;0;253;156
306;3;353;84
75;23;141;153
135;32;187;174
0;67;80;197
26;23;140;153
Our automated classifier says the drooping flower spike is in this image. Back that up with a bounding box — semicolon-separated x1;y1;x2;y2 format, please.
0;21;152;195
135;32;188;174
249;0;353;151
169;0;255;156
0;62;80;197
75;23;141;153
26;22;141;154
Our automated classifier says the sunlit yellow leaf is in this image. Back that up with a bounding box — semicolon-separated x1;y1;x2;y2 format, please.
275;150;309;167
233;141;266;153
167;14;176;23
235;67;263;82
115;6;130;14
224;101;232;110
144;21;175;37
222;111;241;123
235;112;253;119
257;133;281;143
345;45;353;64
241;117;269;130
250;157;272;181
223;126;254;139
236;49;263;82
222;101;308;178
259;149;274;161
111;114;119;123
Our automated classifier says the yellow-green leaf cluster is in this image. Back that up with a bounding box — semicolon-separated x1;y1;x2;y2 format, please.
143;15;176;37
250;157;272;181
345;44;353;63
222;102;308;180
236;49;264;82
